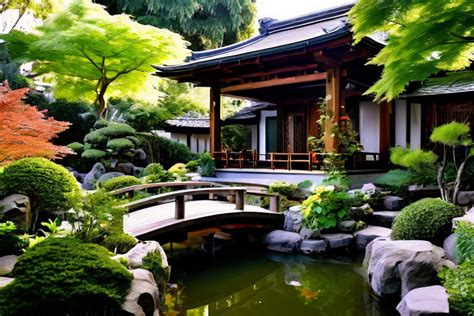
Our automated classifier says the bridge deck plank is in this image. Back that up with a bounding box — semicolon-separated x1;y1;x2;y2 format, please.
124;200;281;238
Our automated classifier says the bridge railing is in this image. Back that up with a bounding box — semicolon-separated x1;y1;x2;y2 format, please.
121;186;281;219
109;181;225;198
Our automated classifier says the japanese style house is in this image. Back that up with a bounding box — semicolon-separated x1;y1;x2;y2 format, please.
154;3;472;176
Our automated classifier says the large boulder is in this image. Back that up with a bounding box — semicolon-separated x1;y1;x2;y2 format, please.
321;233;353;249
452;212;474;228
299;239;327;254
364;238;446;297
283;205;303;233
354;226;391;250
265;230;302;253
457;191;474;206
122;269;160;316
443;233;457;263
396;285;449;316
133;149;148;166
97;172;125;186
115;163;135;175
0;194;31;231
82;162;106;190
0;255;18;276
383;196;406;211
118;241;168;270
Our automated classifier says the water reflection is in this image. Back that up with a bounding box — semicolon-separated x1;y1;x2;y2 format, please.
165;251;395;316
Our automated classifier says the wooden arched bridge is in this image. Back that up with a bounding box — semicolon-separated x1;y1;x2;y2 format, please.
111;181;283;240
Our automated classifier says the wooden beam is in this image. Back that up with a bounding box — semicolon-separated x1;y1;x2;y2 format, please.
210;87;221;154
324;67;341;152
221;72;327;93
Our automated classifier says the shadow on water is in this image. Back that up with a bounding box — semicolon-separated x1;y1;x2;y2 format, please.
164;247;398;316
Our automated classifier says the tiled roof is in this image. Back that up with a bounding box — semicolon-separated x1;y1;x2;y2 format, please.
225;102;276;121
154;2;384;75
165;117;209;129
404;72;474;97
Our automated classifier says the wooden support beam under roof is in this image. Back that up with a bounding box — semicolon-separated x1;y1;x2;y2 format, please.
221;72;327;93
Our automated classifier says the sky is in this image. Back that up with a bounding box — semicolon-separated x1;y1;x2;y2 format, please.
257;0;355;20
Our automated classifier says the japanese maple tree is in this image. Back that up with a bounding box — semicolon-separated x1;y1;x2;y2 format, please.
0;83;72;165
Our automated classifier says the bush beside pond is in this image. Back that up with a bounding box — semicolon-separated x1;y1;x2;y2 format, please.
0;237;132;315
391;198;464;244
99;175;141;192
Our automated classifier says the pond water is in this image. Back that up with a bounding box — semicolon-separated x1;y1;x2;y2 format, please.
164;250;397;316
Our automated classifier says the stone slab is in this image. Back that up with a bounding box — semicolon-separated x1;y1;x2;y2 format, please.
354;226;392;250
299;239;327;254
321;233;353;249
396;285;449;316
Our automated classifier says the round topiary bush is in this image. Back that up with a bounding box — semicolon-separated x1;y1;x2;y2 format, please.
391;198;465;244
99;175;141;192
0;158;80;215
102;123;135;138
107;138;134;151
101;233;137;254
82;148;108;159
0;237;132;315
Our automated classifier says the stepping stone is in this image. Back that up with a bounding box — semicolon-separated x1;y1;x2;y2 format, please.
354;226;392;250
321;233;353;249
396;285;449;316
383;195;406;211
299;239;327;254
369;211;400;228
265;230;302;253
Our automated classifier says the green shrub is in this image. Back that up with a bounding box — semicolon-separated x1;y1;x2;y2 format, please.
141;163;166;177
169;163;187;176
99;176;141;192
185;159;200;172
101;233;137;254
200;152;215;176
84;128;108;144
391;198;464;244
106;138;134;151
0;222;27;256
302;185;350;230
455;221;474;263
82;148;108;159
439;261;474;316
374;169;415;196
94;119;109;129
0;238;132;315
136;134;193;168
389;147;437;185
67;142;85;154
0;158;80;216
269;181;298;199
102;122;136;138
142;250;168;285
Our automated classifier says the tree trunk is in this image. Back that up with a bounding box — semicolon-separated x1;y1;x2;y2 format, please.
437;146;447;202
95;80;109;119
453;150;470;206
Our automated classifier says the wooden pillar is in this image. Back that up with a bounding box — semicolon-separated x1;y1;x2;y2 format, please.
209;87;221;154
379;101;391;159
175;195;185;219
325;67;341;152
235;190;245;210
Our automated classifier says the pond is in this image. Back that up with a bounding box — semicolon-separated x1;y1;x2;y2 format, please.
163;249;397;316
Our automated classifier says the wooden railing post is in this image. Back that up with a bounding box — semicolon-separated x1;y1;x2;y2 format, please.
235;190;245;210
269;195;280;212
175;195;185;219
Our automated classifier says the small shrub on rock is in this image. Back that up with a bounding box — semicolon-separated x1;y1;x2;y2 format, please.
269;181;299;199
101;233;137;254
99;175;141;192
0;238;132;315
185;159;200;172
0;157;80;215
455;221;474;263
0;221;27;256
391;198;464;244
200;152;215;176
141;163;166;177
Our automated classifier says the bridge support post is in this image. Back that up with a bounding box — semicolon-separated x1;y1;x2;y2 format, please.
269;195;280;212
235;190;245;210
175;195;185;219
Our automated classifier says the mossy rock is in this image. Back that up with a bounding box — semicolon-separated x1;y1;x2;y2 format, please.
392;198;465;244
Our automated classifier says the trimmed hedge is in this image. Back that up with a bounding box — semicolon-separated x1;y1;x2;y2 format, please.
101;233;137;254
391;198;464;244
0;158;80;214
0;238;132;315
99;175;141;192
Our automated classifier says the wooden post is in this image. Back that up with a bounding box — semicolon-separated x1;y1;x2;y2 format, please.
235;190;245;210
210;87;221;154
269;195;280;212
175;195;185;219
324;67;341;152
